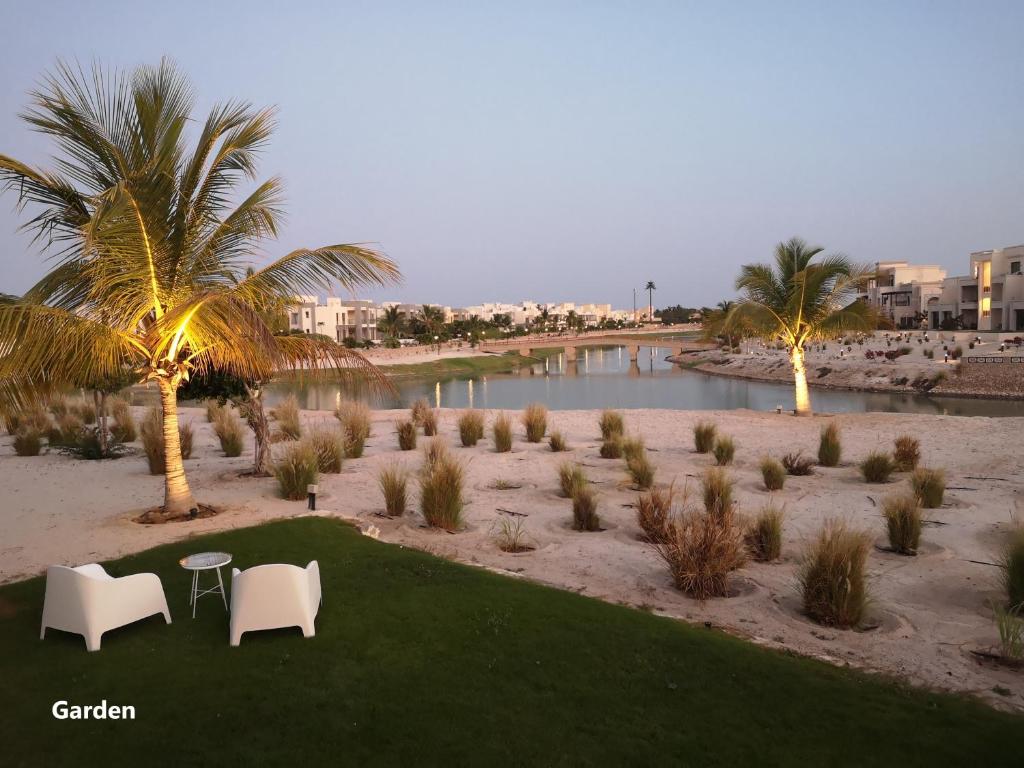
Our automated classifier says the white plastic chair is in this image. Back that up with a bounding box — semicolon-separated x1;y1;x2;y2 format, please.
229;561;321;647
40;564;171;651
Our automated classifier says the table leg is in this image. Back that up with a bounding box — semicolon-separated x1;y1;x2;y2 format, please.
191;570;199;619
216;566;228;610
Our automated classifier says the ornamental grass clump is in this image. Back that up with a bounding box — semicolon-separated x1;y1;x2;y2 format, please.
599;410;624;440
882;494;922;555
860;451;895;483
621;436;644;463
492;413;513;453
457;410;485;446
178;421;194;460
336;401;371;458
798;520;871;628
712;435;735;466
693;421;716;454
378;463;408;517
651;505;748;599
396;419;417;451
70;399;96;425
701;467;734;519
557;461;588;498
419;453;464;531
571;486;600;532
746;504;784;562
13;428;43;456
271;395;302;440
48;394;68;418
421;408;439;437
55;413;85;446
522;402;547;442
626;450;655;490
760;457;785;491
212;408;245;458
495;515;531;552
818;422;841;467
1003;528;1024;610
599;434;622;459
893;435;921;471
274;442;319;501
548;430;568;452
305;428;345;473
410;398;431;427
205;399;222;423
993;604;1024;660
109;396;136;443
140;407;165;474
910;467;945;508
636;484;675;544
781;451;814;476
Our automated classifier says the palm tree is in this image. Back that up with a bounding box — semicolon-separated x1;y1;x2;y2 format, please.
418;304;445;338
0;60;399;519
729;237;873;415
645;281;656;322
377;305;404;341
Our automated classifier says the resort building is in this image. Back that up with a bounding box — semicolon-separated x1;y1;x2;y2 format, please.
288;296;380;342
859;261;947;329
929;245;1024;331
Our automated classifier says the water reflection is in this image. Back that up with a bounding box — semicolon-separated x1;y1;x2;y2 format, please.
266;345;1024;417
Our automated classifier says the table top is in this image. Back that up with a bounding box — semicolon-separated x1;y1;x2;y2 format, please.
179;551;232;570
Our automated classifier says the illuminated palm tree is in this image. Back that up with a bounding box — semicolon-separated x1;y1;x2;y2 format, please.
645;281;656;322
0;60;399;519
729;237;872;415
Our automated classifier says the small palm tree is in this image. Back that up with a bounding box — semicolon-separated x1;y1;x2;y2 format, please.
418;304;444;337
645;280;657;322
378;305;404;341
729;237;873;415
0;60;399;518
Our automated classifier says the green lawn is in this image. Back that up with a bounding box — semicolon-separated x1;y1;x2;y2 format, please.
0;517;1018;767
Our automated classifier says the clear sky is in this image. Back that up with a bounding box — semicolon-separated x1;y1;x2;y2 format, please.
2;1;1023;309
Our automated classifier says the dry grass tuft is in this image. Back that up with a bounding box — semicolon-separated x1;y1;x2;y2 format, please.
419;452;464;531
274;442;319;501
522;402;547;442
759;457;786;491
494;515;531;552
621;436;645;463
882;494;922;555
599;410;624;440
492;413;513;453
139;407;164;474
746;504;784;562
457;410;485;446
304;428;346;473
271;395;302;440
557;461;588;498
571;487;601;531
701;466;734;518
410;398;431;427
636;484;675;544
548;430;568;452
178;420;194;460
781;451;814;476
860;451;895;483
651;504;748;599
212;408;245;457
378;463;408;517
1003;528;1024;610
599;435;623;459
910;467;945;508
396;419;418;451
13;429;43;456
893;435;921;472
626;450;655;490
422;436;451;472
335;401;372;458
693;421;717;453
712;435;735;466
798;519;871;628
421;408;439;437
818;422;842;467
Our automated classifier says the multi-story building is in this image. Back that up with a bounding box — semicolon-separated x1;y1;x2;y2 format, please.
859;261;947;329
929;246;1024;331
288;296;380;343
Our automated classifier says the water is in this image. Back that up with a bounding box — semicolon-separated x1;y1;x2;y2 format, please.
266;345;1024;417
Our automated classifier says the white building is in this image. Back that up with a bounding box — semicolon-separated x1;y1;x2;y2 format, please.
859;261;947;329
288;296;380;342
929;246;1024;331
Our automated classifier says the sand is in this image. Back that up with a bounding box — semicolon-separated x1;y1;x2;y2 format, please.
2;406;1022;710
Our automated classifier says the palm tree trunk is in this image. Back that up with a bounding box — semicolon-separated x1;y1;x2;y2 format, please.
158;377;197;516
790;346;812;416
242;384;272;476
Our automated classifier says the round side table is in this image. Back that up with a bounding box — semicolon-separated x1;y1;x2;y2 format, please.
179;552;232;618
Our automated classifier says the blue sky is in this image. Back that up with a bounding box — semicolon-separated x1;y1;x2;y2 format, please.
1;1;1022;308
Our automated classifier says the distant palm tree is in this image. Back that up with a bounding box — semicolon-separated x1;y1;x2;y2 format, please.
645;281;657;322
0;60;399;518
378;305;404;340
418;304;445;337
729;237;872;415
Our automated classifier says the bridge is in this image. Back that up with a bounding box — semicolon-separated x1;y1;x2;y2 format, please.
478;333;713;362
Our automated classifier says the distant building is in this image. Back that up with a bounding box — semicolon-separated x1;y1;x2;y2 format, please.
288;296;380;342
929;246;1024;331
859;261;947;329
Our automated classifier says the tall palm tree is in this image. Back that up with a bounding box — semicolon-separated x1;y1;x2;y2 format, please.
377;305;404;341
645;281;656;322
729;237;873;415
418;304;445;337
0;60;399;519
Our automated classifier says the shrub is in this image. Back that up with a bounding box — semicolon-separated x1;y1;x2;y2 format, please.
422;437;450;472
178;421;194;460
746;505;784;562
712;435;735;466
48;395;68;417
59;427;127;460
396;419;417;451
419;453;464;531
893;435;920;471
621;436;645;463
557;461;587;498
599;410;624;440
421;408;439;437
274;442;319;501
492;413;513;452
305;428;345;473
571;487;600;531
818;422;841;467
410;398;431;426
759;457;785;491
626;451;655;490
140;407;164;474
910;467;945;508
637;485;674;544
54;413;85;446
110;397;137;443
798;520;871;628
693;421;717;453
212;409;245;457
336;401;371;458
205;399;223;423
781;451;814;476
271;395;302;440
70;400;97;425
495;515;531;552
652;506;748;598
701;467;734;518
1003;529;1024;610
548;430;568;452
457;410;485;447
882;494;922;555
378;463;408;517
599;435;622;459
13;429;43;456
860;451;895;483
522;402;547;442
